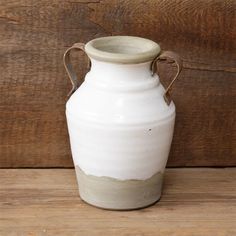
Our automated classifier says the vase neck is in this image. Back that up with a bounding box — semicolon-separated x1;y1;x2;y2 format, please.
88;59;153;83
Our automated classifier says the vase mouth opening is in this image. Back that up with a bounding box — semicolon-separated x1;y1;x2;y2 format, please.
85;36;161;64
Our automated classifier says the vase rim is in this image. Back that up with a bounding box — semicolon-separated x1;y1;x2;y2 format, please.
85;36;161;64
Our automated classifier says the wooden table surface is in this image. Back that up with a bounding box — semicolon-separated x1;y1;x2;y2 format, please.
1;168;235;236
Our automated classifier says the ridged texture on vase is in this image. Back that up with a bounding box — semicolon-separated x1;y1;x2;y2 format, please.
67;113;175;180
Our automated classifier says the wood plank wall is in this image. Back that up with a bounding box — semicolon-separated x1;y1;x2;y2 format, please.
0;0;235;167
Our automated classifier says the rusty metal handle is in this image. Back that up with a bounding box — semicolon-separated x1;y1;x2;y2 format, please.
63;43;90;97
151;51;183;105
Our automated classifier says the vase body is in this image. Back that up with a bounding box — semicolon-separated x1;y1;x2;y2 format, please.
64;36;180;210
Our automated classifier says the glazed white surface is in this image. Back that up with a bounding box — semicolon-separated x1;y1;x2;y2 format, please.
66;59;175;180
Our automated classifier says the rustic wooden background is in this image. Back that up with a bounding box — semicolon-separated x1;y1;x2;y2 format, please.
0;0;235;167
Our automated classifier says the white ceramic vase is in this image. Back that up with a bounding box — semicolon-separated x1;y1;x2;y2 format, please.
63;36;182;210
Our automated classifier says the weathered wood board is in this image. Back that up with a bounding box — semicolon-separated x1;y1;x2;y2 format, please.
0;0;235;167
0;168;236;235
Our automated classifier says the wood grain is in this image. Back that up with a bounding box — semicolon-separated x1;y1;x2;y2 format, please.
0;168;236;235
0;0;235;167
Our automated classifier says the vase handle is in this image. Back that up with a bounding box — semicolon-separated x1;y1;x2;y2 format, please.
63;43;90;97
151;51;183;105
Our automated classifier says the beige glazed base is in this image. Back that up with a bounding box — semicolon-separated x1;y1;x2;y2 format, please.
75;166;164;210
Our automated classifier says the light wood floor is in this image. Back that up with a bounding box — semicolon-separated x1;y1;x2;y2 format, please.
1;168;235;235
